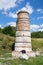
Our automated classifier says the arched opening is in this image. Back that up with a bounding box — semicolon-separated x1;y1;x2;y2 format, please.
20;50;26;54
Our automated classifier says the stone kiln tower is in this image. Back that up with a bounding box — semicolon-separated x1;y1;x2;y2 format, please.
15;11;33;56
12;11;35;58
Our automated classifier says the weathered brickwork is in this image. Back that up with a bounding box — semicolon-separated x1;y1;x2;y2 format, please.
16;31;31;36
15;11;32;52
16;22;30;30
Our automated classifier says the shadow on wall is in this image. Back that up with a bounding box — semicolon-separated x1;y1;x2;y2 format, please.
20;50;26;54
12;42;15;51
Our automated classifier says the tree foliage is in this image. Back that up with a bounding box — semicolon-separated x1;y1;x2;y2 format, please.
2;26;16;37
0;28;2;33
31;31;43;38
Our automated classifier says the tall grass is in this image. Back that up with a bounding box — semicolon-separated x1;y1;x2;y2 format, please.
32;38;43;52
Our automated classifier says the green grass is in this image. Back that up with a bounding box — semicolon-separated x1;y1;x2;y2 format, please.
0;56;43;65
32;38;43;52
0;49;12;58
0;49;11;54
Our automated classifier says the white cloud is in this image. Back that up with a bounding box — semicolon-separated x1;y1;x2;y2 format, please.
37;8;43;13
30;24;39;29
38;29;43;32
30;24;39;32
30;24;43;32
40;24;43;28
0;25;2;28
37;16;43;20
8;12;17;18
17;2;33;14
37;9;43;20
0;0;23;11
37;9;42;12
0;0;16;11
0;24;3;28
7;22;16;27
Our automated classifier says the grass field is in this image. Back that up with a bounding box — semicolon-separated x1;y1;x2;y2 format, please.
0;56;43;65
32;38;43;54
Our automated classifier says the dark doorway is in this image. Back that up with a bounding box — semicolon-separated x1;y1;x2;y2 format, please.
12;42;15;51
21;50;26;54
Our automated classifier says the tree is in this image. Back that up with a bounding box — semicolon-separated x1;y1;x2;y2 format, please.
31;31;43;38
0;28;2;33
2;26;16;37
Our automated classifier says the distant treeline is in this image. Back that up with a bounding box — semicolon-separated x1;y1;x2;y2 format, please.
0;26;43;38
0;26;16;37
31;31;43;38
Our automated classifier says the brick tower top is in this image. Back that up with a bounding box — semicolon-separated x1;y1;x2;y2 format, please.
17;11;29;19
17;11;29;15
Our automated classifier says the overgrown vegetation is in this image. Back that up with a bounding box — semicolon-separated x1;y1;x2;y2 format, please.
0;26;16;37
0;56;43;65
0;33;15;50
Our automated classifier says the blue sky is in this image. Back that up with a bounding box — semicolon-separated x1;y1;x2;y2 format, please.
0;0;43;32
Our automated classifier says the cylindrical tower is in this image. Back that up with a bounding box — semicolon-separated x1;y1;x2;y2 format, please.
15;11;32;55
